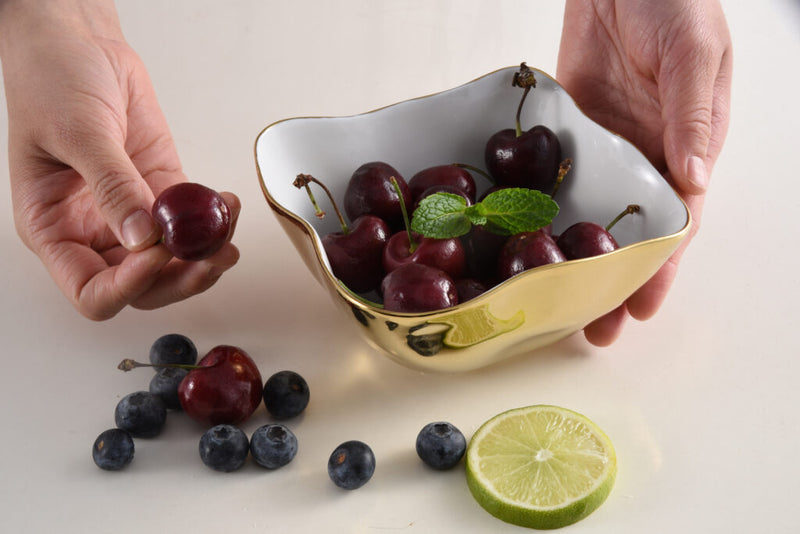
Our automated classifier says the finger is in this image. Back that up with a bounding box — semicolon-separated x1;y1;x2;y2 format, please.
627;191;704;320
67;138;162;252
43;240;173;320
660;19;730;195
131;242;241;310
583;303;629;347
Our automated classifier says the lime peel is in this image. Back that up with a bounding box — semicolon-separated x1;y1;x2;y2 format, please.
466;405;616;530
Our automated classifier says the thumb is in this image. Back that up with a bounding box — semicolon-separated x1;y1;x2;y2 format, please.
659;36;720;196
74;141;161;251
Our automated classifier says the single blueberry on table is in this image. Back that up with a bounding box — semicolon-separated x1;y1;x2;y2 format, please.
114;391;167;438
92;428;135;471
149;367;189;410
416;421;466;470
199;424;249;472
149;333;197;366
250;424;298;469
328;440;375;490
263;370;310;419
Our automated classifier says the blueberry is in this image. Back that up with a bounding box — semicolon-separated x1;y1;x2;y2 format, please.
114;391;167;438
250;424;298;469
148;367;189;410
92;428;134;470
415;421;466;470
328;440;375;490
263;370;310;419
149;333;197;366
199;424;249;472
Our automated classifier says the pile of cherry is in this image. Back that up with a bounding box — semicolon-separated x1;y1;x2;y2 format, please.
92;334;466;489
296;63;639;314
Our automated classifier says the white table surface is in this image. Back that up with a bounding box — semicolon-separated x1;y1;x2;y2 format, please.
1;1;798;532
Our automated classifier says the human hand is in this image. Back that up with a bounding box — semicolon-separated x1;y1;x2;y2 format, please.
0;0;240;320
556;0;732;346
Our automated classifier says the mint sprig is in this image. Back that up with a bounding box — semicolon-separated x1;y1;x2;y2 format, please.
410;188;559;238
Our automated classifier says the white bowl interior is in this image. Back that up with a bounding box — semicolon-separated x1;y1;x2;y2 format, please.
256;67;687;274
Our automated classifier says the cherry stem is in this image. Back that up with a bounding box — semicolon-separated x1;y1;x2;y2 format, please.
391;176;418;253
550;158;573;199
453;162;495;186
293;174;350;234
605;204;641;232
512;62;536;138
118;358;201;372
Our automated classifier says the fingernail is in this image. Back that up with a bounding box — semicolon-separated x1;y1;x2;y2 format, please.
121;209;158;249
687;156;708;191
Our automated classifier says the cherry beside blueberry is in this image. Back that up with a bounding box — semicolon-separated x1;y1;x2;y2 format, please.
177;345;263;426
152;182;231;261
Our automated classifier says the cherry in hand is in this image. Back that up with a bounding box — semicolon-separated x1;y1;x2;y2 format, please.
484;63;563;194
556;204;641;260
295;174;390;294
152;182;231;261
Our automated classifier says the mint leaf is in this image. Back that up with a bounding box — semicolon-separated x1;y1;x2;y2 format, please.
480;188;559;236
410;188;559;239
410;192;471;238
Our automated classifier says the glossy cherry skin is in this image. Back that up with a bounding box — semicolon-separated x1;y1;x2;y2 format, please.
556;222;619;260
484;125;562;193
344;162;412;231
455;278;488;302
408;165;477;206
152;182;231;261
323;215;390;294
496;229;566;282
460;224;507;283
178;345;263;426
381;263;458;313
383;231;466;280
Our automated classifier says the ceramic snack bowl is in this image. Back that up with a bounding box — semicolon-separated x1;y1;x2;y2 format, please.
255;66;690;373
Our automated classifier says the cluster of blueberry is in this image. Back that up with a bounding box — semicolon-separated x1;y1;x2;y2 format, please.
91;334;468;489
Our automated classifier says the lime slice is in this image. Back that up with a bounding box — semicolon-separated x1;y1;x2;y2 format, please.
466;405;616;530
435;306;524;348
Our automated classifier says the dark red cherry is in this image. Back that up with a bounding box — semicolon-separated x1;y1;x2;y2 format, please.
323;215;390;293
460;224;507;283
152;182;231;261
496;229;566;282
455;278;488;302
556;222;619;260
344;162;412;231
381;263;458;313
383;231;466;280
484;125;562;193
556;205;640;260
178;345;263;426
408;164;477;206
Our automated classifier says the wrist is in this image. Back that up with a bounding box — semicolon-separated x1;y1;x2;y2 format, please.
0;0;123;54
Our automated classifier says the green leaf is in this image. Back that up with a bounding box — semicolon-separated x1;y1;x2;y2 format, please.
480;188;559;236
410;193;471;238
410;188;559;239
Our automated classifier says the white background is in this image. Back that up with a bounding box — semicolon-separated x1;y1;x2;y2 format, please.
1;1;798;532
